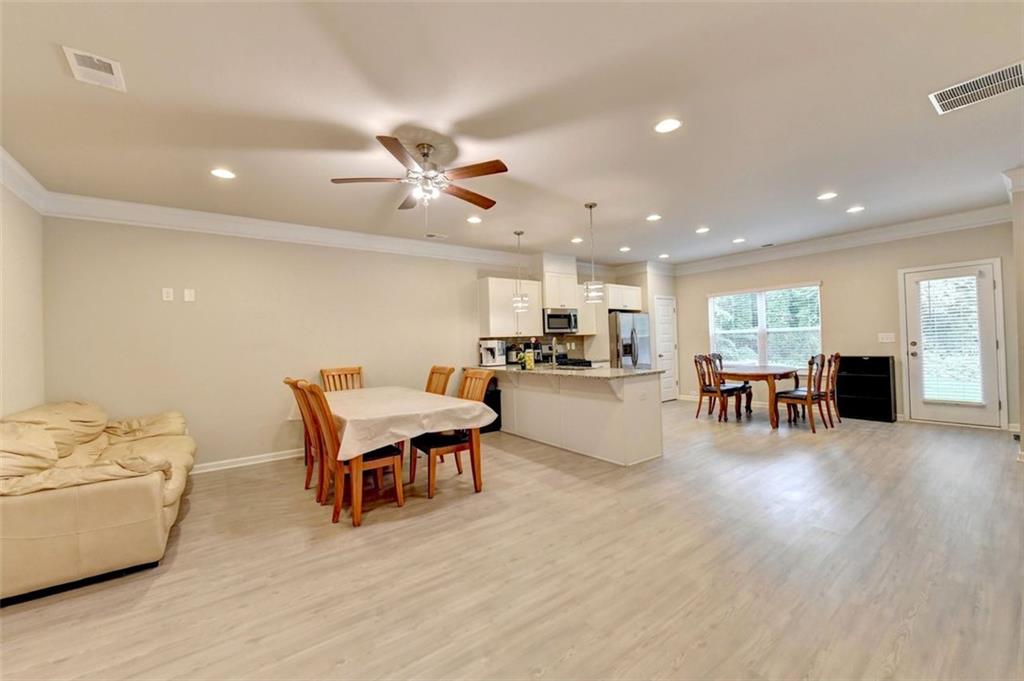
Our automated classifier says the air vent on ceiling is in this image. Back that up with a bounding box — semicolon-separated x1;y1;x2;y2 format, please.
62;46;126;92
928;61;1022;115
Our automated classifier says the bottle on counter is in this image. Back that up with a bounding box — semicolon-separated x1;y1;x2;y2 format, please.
524;338;535;370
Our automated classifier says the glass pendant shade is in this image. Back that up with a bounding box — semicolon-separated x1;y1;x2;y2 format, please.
583;280;604;304
512;230;529;314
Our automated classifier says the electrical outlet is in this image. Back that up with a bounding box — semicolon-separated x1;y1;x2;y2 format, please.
161;288;174;302
878;332;896;343
184;288;196;303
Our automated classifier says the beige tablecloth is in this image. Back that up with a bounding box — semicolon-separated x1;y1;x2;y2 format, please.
301;387;496;461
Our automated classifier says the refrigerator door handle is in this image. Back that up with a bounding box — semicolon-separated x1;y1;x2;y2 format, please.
630;328;639;368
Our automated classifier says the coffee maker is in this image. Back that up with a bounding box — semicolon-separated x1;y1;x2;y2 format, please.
479;339;507;367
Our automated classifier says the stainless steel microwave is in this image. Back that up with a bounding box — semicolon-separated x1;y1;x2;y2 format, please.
543;308;578;334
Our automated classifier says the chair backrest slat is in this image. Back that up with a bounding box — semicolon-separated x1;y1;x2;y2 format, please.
283;377;316;453
300;380;341;466
807;354;826;392
694;354;712;391
425;365;455;395
321;366;363;392
827;352;841;394
459;368;494;402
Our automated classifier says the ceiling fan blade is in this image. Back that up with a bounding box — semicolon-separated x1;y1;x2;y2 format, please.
444;160;508;180
397;192;417;210
376;136;421;172
443;185;497;210
331;177;403;184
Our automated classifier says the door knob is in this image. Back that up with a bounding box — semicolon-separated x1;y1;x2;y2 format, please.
910;341;918;347
910;351;918;357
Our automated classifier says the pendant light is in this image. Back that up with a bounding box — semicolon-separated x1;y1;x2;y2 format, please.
582;202;604;304
512;230;529;313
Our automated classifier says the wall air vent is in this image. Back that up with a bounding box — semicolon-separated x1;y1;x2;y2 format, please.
62;46;126;92
928;61;1022;115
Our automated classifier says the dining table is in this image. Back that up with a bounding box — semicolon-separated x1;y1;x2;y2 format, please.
303;386;497;521
718;364;801;429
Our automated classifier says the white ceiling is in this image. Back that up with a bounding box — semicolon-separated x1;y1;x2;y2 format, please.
2;2;1022;264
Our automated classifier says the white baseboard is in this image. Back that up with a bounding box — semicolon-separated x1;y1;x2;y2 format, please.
191;448;303;474
1009;422;1020;434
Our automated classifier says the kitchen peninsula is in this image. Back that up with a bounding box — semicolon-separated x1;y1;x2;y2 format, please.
488;365;664;465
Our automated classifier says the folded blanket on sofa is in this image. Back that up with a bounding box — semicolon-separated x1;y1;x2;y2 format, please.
0;454;171;496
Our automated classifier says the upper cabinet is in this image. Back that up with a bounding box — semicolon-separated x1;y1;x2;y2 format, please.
606;284;643;311
478;277;543;338
542;272;579;309
576;285;597;335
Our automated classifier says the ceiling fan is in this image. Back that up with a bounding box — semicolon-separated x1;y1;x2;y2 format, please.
331;136;508;210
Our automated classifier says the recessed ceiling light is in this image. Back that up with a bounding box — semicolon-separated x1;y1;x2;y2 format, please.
210;168;235;179
646;214;662;222
658;253;670;259
846;205;866;213
570;237;584;244
466;216;482;224
817;192;838;201
732;237;746;244
654;118;682;134
695;226;710;234
619;246;631;252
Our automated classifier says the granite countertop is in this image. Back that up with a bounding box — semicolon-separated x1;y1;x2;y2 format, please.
476;365;665;380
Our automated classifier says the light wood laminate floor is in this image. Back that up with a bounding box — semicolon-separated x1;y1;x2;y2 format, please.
3;403;1022;680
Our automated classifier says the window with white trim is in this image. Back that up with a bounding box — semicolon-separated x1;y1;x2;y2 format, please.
709;284;821;366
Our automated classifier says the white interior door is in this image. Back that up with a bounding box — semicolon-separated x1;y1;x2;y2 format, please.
903;262;1001;427
655;295;678;401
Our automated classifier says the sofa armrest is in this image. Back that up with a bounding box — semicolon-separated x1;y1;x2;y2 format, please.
0;471;173;599
105;411;187;443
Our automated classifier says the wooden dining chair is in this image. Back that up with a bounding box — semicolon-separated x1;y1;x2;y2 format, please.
283;377;321;500
300;380;404;526
320;366;363;392
700;355;750;422
409;368;493;498
775;354;828;433
693;354;719;418
824;352;841;428
710;352;752;415
425;365;455;395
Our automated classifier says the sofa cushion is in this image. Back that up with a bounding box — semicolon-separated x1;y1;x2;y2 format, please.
2;414;75;458
0;423;59;479
99;435;196;473
105;411;187;444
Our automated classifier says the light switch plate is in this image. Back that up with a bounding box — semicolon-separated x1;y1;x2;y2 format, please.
878;332;896;343
161;288;174;302
184;288;196;302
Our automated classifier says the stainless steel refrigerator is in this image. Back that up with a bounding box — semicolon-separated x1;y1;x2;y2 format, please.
609;311;652;369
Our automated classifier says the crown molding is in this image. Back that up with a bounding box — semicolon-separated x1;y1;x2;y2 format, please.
2;147;1014;276
1003;167;1024;196
673;204;1012;276
44;191;524;267
1;148;48;214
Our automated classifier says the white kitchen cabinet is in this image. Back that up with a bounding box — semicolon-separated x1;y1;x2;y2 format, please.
478;277;542;337
543;272;579;309
606;284;643;311
576;285;597;335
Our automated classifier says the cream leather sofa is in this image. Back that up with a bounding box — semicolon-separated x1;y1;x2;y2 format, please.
0;401;195;599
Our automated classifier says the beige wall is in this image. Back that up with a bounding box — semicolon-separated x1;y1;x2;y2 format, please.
1;186;45;415
675;223;1019;420
43;217;501;464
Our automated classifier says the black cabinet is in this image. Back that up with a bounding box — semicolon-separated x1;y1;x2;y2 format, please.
836;356;896;423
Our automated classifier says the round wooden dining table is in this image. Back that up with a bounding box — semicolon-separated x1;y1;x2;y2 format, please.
718;364;801;428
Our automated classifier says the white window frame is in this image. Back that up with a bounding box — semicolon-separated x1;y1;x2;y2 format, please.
707;281;822;366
